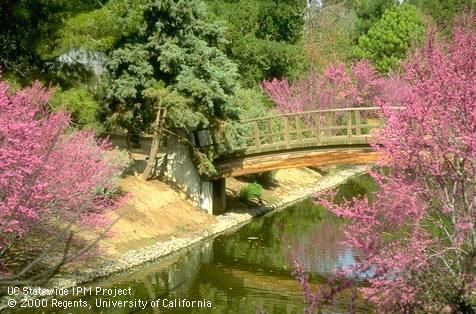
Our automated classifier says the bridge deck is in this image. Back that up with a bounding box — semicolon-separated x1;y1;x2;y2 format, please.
214;145;380;178
207;107;401;179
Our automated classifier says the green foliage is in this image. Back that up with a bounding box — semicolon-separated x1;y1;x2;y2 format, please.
207;0;307;86
101;43;156;134
101;0;240;136
350;0;399;39
193;150;218;177
225;86;282;165
353;3;425;72
212;120;246;155
55;8;120;54
1;73;23;93
255;0;306;44
232;87;275;121
411;0;474;29
208;0;306;43
317;0;398;39
230;35;307;86
206;88;276;155
239;182;263;200
227;87;283;151
96;0;241;174
95;149;132;196
233;120;279;186
54;0;147;56
50;87;103;133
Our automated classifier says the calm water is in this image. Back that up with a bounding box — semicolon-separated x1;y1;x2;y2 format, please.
12;175;375;314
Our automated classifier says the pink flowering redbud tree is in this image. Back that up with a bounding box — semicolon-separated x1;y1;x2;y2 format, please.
0;79;128;285
261;61;388;113
316;25;476;312
261;61;392;136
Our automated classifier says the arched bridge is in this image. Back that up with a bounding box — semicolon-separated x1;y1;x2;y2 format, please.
211;107;396;179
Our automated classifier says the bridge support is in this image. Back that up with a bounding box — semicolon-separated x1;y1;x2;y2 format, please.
212;178;226;214
160;130;229;215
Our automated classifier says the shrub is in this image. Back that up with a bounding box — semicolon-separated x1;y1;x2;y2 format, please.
239;182;263;200
49;87;103;133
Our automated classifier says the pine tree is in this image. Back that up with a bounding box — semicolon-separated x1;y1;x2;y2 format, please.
353;3;425;73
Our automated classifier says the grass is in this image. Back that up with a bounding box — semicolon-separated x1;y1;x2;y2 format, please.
239;182;263;201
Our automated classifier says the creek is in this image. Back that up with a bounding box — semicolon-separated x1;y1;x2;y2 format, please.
16;174;375;314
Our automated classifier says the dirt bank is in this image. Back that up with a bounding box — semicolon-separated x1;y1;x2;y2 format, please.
101;176;217;256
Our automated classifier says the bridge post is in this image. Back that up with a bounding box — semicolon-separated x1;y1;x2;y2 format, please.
212;178;226;214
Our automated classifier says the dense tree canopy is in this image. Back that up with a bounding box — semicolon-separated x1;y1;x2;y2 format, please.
0;0;99;79
206;0;307;86
349;0;399;39
54;0;147;56
254;0;306;44
49;87;103;133
316;0;398;39
412;0;474;28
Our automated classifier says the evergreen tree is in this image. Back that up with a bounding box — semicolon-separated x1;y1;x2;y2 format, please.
351;0;399;38
53;0;146;56
100;0;240;174
353;3;425;73
411;0;474;29
255;0;306;44
318;0;398;39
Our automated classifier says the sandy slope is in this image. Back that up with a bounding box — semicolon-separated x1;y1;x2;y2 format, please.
101;176;217;256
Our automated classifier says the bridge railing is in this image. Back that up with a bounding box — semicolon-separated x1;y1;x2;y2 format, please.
237;107;400;154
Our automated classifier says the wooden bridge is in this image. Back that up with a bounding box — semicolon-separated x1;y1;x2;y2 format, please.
203;107;402;213
212;107;395;179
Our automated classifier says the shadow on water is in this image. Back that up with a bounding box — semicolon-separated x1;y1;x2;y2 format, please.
12;174;376;314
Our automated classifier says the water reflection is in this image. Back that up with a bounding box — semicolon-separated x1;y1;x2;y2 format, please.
13;174;375;314
212;198;354;280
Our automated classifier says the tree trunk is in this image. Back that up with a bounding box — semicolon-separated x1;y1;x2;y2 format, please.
141;108;167;180
126;130;139;177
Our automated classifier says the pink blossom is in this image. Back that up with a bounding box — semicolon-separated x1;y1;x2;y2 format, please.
313;24;476;311
261;61;387;112
0;77;128;273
